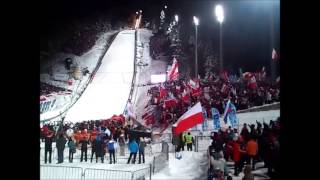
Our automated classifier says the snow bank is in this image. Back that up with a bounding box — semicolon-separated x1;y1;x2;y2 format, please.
152;151;208;180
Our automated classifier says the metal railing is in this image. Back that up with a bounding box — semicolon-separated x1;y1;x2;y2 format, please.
195;135;212;152
83;168;132;180
40;165;83;180
41;164;152;180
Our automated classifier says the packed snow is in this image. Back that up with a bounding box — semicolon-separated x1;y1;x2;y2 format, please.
64;30;135;122
40;30;118;122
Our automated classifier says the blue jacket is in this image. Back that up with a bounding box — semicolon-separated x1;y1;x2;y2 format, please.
128;140;139;153
107;140;115;151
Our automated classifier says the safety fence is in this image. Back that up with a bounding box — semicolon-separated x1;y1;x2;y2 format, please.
194;135;212;152
40;142;170;179
40;164;152;180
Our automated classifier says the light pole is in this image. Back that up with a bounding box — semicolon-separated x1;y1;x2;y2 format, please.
215;4;224;71
193;16;199;78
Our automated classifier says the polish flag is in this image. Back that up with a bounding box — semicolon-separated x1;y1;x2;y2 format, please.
181;89;190;103
248;76;257;89
172;102;204;136
163;98;178;109
167;58;179;81
159;84;167;99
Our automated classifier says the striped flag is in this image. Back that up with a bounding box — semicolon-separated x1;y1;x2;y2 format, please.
222;100;238;128
211;107;221;131
172;102;204;136
167;58;179;81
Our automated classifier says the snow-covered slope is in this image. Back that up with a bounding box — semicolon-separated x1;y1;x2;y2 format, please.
40;30;117;122
64;30;135;122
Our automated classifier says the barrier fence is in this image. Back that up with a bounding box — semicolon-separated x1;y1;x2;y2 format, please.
41;164;152;180
195;135;212;152
40;142;169;179
40;165;83;180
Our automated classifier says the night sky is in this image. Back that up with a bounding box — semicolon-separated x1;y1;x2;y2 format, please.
41;0;280;74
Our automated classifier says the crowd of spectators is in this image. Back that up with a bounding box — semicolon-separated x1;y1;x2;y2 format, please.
207;117;280;179
142;73;280;130
40;82;72;97
40;114;151;164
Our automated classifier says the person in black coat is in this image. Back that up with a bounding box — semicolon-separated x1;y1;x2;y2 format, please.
90;137;97;163
79;136;89;162
44;131;54;163
56;133;67;164
95;135;105;163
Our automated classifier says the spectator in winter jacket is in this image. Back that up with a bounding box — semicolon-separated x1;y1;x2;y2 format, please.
127;139;138;164
44;131;54;164
79;136;89;162
56;133;67;164
210;152;227;179
246;137;258;170
233;138;246;176
138;137;146;164
90;136;97;162
241;123;250;141
118;133;126;156
185;132;193;151
67;137;76;163
95;134;105;163
107;138;116;164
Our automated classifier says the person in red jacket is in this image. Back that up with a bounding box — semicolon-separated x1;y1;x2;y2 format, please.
246;136;258;170
232;137;246;176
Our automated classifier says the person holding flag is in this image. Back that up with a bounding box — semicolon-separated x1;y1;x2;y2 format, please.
211;107;221;131
222;99;239;129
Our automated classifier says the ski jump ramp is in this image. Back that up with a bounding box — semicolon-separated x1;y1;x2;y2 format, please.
65;30;135;123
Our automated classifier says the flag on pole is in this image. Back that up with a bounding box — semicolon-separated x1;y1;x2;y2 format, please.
159;83;167;100
172;102;204;136
272;49;279;60
222;100;238;128
167;58;179;81
181;89;190;103
188;79;201;97
248;75;257;89
211;107;220;131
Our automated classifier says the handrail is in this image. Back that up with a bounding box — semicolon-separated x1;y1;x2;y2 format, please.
40;31;119;123
123;30;138;115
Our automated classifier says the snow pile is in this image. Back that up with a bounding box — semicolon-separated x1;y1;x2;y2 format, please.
152;151;208;180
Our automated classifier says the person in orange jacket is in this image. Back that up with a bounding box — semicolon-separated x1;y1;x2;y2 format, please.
232;137;246;176
246;136;258;170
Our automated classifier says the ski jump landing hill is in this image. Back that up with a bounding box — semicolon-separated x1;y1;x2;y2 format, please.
64;30;136;123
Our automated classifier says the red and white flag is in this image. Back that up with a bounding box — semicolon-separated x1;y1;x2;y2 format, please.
167;58;179;81
272;49;279;60
163;98;178;109
172;102;204;136
181;89;190;103
159;83;167;100
248;76;257;89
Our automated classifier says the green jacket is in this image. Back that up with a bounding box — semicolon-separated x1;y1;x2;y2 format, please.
185;134;193;144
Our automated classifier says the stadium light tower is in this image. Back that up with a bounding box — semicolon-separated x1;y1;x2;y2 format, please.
193;16;199;78
215;4;224;70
